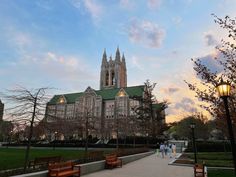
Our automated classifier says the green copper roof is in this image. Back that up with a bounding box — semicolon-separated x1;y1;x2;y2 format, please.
152;103;166;111
48;92;83;105
48;85;145;105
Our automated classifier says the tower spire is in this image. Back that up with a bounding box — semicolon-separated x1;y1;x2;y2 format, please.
122;53;125;62
122;53;126;68
115;46;121;62
102;49;107;65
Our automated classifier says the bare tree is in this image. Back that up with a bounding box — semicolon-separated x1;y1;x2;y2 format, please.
76;104;97;153
127;115;139;147
1;86;51;172
185;14;236;137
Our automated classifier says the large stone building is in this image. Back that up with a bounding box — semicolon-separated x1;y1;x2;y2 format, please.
45;48;165;140
0;99;4;120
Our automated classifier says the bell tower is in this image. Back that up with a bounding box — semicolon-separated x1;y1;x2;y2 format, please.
100;47;127;90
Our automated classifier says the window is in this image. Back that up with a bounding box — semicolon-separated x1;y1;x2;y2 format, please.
116;97;128;118
58;97;65;104
56;105;65;118
117;90;126;97
47;105;56;116
66;104;74;119
106;71;109;86
105;103;114;119
111;71;115;85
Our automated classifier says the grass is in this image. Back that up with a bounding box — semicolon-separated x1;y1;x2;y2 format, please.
0;147;90;171
185;152;233;167
207;169;235;177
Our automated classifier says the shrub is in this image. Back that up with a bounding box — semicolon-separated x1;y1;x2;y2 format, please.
186;141;231;152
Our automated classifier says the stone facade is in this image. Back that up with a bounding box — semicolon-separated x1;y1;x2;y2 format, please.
100;48;127;90
45;49;165;140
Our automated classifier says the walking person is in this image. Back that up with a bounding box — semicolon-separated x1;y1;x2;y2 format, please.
160;143;165;158
172;143;176;158
169;143;172;158
164;144;168;156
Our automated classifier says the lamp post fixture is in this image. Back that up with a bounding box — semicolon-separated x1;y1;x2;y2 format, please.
190;123;197;164
216;79;236;174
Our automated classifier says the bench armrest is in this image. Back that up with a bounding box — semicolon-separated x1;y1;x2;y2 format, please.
73;164;81;171
49;168;60;177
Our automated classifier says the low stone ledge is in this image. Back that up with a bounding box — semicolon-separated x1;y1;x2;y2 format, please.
11;151;154;177
120;151;154;165
11;170;48;177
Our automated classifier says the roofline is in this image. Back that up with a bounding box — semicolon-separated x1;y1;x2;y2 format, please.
50;85;145;97
47;85;145;105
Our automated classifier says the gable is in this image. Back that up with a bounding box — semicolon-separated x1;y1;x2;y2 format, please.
48;85;145;105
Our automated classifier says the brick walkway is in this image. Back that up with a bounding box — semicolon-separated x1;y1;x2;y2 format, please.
82;153;193;177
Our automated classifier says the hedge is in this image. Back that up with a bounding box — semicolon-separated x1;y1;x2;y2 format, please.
186;141;232;152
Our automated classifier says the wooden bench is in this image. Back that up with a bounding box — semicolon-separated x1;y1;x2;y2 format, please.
29;156;62;169
48;161;80;177
105;154;122;169
194;164;205;177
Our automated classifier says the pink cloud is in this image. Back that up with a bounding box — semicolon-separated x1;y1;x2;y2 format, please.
128;19;165;48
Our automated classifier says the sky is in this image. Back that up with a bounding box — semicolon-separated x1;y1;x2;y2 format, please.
0;0;236;123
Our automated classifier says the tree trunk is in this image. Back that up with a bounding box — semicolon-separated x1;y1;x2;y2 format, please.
23;99;37;173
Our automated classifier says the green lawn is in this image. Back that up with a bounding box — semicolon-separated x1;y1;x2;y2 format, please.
208;169;235;177
187;152;233;167
0;148;88;171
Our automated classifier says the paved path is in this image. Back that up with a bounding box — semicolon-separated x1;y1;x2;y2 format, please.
82;153;193;177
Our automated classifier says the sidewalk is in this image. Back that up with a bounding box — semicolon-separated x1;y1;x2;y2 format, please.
82;153;193;177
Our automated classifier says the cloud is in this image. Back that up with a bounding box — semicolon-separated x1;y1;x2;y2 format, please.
20;52;91;80
14;33;32;47
84;0;102;21
69;0;103;24
0;23;98;90
196;50;224;74
204;32;218;46
147;0;162;10
130;56;143;70
5;31;32;53
69;0;81;8
128;19;165;48
120;0;135;10
45;52;79;70
171;50;178;55
162;87;179;95
174;97;197;113
172;16;182;25
35;0;53;10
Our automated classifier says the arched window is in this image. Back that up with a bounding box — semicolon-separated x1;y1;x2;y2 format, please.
111;71;115;85
105;71;109;86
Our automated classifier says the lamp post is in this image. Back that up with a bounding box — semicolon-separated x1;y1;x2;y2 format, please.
216;79;236;174
190;123;197;164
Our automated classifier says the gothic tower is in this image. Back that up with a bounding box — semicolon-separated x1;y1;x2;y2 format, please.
100;48;127;90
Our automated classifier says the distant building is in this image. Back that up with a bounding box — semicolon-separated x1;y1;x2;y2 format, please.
0;99;4;120
45;48;165;140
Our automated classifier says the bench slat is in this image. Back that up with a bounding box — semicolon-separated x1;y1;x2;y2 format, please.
105;154;122;169
48;161;80;177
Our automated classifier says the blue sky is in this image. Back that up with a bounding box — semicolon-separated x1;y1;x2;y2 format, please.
0;0;236;122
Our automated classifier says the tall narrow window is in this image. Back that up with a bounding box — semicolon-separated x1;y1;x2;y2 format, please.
111;71;115;85
106;71;109;86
